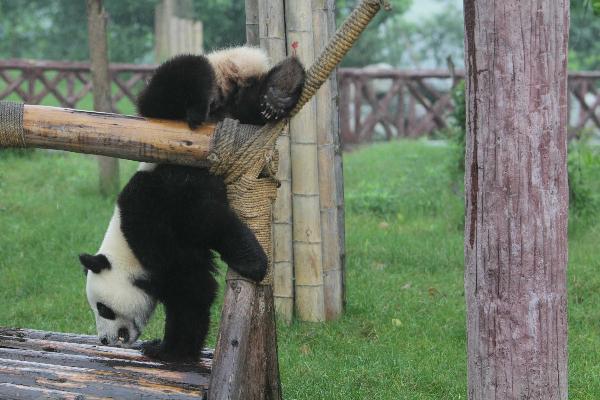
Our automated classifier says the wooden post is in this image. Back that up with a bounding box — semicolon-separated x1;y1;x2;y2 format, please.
285;0;326;322
87;0;119;196
463;0;569;399
257;0;295;322
245;0;259;47
155;0;202;62
313;0;345;319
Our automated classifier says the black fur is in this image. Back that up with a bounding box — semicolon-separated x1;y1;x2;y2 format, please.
137;55;215;129
118;165;267;361
111;50;305;362
138;53;306;128
79;253;111;275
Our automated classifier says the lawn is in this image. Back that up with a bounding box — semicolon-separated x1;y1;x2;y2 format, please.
1;140;599;399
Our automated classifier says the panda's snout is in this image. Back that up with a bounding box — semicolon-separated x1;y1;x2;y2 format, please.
117;327;130;344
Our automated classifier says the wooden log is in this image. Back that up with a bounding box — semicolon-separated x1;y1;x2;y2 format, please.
2;104;215;167
87;0;120;196
464;0;569;398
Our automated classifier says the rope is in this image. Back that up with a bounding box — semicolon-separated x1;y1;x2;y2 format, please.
0;101;25;148
291;0;389;116
210;0;389;285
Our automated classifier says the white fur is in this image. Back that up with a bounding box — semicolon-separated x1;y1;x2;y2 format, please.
137;162;157;172
207;46;270;95
86;206;156;346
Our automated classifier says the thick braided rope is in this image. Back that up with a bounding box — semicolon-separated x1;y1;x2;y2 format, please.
209;0;388;284
0;101;26;148
290;0;389;117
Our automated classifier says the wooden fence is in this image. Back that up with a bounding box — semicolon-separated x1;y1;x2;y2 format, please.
339;68;600;145
0;60;154;112
1;60;599;145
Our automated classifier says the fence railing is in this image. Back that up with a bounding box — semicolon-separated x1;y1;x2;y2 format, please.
1;60;599;145
339;68;600;145
0;59;155;112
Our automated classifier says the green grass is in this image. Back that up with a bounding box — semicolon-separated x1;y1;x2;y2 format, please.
1;140;599;399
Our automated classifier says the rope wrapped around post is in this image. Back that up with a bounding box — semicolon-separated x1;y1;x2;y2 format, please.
0;101;25;148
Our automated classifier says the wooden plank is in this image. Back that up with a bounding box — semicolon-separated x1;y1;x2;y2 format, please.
1;328;213;357
0;328;212;399
0;348;210;387
0;383;110;400
0;358;204;399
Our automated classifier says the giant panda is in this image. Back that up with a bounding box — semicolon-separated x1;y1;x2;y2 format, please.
79;46;305;362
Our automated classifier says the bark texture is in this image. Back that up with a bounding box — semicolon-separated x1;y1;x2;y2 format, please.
463;1;569;399
87;0;120;195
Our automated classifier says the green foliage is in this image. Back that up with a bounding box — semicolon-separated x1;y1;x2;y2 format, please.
0;0;158;63
192;1;245;50
337;0;412;67
0;0;244;63
569;0;600;70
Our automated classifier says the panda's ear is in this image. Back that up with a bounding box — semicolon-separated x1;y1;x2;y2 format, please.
79;253;111;274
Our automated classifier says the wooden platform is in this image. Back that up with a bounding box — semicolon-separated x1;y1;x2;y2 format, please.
0;328;212;399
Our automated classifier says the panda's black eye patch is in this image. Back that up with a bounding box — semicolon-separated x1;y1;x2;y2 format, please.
97;302;116;320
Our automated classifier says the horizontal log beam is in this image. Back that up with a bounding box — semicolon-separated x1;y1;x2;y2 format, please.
8;104;216;166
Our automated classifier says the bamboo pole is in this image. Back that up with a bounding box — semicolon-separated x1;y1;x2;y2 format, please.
285;0;325;322
257;0;295;322
245;0;259;47
3;104;214;165
87;0;120;196
312;0;345;320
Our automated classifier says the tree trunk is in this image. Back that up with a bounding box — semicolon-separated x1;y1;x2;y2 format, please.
463;1;569;399
87;0;119;196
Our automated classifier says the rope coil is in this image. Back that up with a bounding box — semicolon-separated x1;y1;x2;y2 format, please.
0;101;25;148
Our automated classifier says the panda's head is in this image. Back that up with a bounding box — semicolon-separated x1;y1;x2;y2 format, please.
79;253;157;347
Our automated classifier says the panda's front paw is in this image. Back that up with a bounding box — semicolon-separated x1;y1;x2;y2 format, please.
141;339;199;362
260;57;305;121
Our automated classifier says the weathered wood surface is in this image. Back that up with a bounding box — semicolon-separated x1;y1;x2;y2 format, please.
463;0;569;399
0;328;211;399
313;0;345;320
6;104;216;166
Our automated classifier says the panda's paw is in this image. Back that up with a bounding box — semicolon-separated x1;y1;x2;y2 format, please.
141;339;199;363
260;57;305;121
